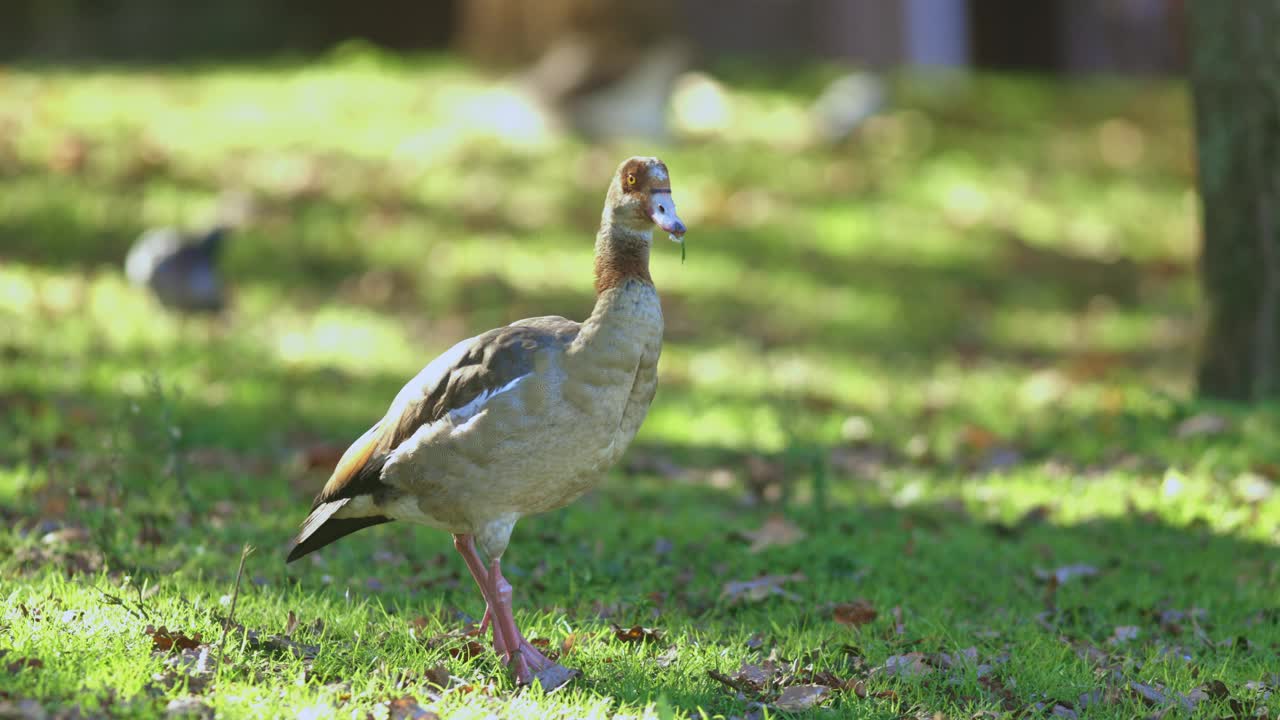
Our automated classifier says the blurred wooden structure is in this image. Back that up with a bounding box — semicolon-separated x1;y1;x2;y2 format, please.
1;0;1188;75
682;0;1186;73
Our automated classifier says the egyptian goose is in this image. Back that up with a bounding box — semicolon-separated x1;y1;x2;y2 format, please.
286;157;686;688
124;226;228;313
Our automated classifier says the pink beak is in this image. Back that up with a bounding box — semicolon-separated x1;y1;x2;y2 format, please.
649;191;686;238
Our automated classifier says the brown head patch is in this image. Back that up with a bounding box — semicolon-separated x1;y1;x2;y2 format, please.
619;158;670;196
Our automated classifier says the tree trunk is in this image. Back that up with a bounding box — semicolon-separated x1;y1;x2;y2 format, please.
1189;1;1280;401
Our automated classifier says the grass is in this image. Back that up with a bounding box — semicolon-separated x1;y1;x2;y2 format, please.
1;49;1278;718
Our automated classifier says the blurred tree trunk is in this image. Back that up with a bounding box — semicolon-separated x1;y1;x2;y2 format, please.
1189;2;1280;401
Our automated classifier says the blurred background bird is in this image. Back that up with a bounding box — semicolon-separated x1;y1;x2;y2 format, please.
122;190;254;316
125;225;229;314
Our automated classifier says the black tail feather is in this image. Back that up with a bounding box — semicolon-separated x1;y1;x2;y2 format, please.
286;498;392;563
285;516;390;562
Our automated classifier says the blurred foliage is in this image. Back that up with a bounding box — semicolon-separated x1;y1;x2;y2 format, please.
0;49;1246;464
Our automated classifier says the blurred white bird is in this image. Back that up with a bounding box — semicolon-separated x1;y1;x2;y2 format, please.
811;71;888;144
522;38;691;142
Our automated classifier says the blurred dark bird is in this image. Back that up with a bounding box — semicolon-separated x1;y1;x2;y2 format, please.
286;157;687;689
125;226;228;313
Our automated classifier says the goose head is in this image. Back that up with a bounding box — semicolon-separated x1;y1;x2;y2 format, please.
603;156;686;243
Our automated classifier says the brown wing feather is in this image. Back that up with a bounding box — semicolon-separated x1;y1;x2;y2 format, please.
287;320;580;562
316;421;385;508
302;318;581;511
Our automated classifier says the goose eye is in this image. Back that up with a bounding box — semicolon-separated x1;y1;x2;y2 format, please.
626;173;636;186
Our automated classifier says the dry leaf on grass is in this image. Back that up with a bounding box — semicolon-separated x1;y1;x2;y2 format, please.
832;599;877;628
422;663;452;690
146;625;203;652
560;627;581;655
446;641;487;660
707;660;785;696
262;633;320;660
736;515;806;553
721;573;806;606
873;652;932;678
773;684;829;712
5;657;44;673
612;624;663;644
1129;681;1169;707
387;695;440;720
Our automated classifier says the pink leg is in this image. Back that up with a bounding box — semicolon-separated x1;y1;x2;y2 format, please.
452;535;512;658
452;535;577;689
487;559;578;688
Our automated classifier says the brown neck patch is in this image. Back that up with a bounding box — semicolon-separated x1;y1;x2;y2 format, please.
594;236;652;294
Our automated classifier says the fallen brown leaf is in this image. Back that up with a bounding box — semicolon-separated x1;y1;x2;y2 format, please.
5;658;43;673
612;624;662;644
833;599;877;628
1197;679;1230;699
387;695;440;720
1129;681;1176;709
737;515;806;553
799;669;856;691
773;684;829;712
560;633;579;657
446;641;486;660
873;653;931;678
146;625;203;653
412;664;447;691
707;660;782;697
259;633;319;660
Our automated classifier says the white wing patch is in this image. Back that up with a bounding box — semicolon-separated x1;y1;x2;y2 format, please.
383;372;532;475
447;373;530;431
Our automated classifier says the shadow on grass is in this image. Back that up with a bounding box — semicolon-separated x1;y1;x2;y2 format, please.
1;158;1192;372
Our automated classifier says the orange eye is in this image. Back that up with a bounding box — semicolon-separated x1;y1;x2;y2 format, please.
626;173;636;185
